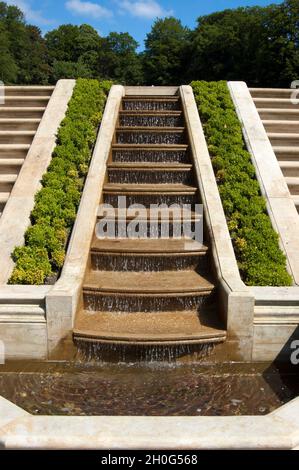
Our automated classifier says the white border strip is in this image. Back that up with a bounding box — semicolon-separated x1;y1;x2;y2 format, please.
0;80;76;284
228;81;299;286
46;85;125;355
180;86;254;360
0;396;298;449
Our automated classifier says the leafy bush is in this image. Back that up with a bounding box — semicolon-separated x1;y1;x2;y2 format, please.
191;80;292;286
9;78;112;285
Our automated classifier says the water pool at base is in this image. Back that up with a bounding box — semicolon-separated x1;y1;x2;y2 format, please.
0;361;298;416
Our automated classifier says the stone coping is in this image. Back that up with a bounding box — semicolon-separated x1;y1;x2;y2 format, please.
46;85;125;354
228;81;299;286
180;86;254;359
0;396;298;449
0;80;76;284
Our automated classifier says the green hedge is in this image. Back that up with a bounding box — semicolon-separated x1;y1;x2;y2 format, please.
9;78;112;285
191;80;292;286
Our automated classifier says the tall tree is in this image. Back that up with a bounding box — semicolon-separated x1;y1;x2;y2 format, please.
98;32;143;84
143;17;191;85
0;21;18;83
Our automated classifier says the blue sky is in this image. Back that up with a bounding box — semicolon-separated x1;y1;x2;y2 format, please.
7;0;283;48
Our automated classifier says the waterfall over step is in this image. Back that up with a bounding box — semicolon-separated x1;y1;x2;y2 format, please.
73;88;226;357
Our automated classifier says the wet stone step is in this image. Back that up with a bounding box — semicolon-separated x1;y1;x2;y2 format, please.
116;129;185;145
119;114;183;127
104;193;197;207
122;99;180;111
107;168;193;185
83;288;214;314
112;146;189;163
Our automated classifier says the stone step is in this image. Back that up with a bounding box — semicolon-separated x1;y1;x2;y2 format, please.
0;118;41;131
0;192;9;204
291;195;299;212
0;107;46;118
272;146;299;160
0;158;24;174
97;207;201;221
103;183;198;206
90;238;208;272
122;97;181;111
73;309;226;346
107;163;193;184
0;144;30;159
112;144;189;163
3;86;54;97
258;108;299;121
84;270;214;295
116;128;185;145
267;132;299;147
0;131;35;144
0;174;17;192
103;183;197;194
262;120;299;133
254;98;299;109
119;112;183;127
250;88;295;99
0;96;50;107
285;177;299;195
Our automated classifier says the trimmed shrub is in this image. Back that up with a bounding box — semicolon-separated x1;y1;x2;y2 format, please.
9;78;112;285
191;80;292;286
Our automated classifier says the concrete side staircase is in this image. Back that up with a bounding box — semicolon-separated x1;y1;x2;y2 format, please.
0;86;54;215
250;87;299;212
73;93;226;347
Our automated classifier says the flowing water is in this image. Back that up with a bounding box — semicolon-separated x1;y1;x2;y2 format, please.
113;150;188;163
120;115;182;127
0;361;298;416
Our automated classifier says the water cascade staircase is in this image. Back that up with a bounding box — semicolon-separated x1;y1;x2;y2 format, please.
73;92;226;351
0;86;54;215
250;87;299;212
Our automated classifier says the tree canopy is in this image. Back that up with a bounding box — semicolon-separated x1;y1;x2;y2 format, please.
0;0;298;86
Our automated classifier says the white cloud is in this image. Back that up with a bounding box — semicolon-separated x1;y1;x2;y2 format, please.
66;0;113;18
6;0;54;25
119;1;173;20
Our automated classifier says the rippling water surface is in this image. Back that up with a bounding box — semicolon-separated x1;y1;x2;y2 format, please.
0;361;298;416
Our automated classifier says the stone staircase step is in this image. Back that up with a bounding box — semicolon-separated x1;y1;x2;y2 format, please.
112;144;189;163
0;144;30;158
0;130;35;144
107;162;192;169
97;208;201;220
0;158;24;174
122;97;181;111
116;128;185;145
91;238;207;254
107;163;193;184
84;270;214;295
279;161;299;176
0;192;9;203
0;118;41;131
74;309;226;346
3;86;54;97
258;108;299;120
103;183;197;194
0;96;50;107
262;120;299;133
0;107;46;118
250;88;295;99
119;112;183;127
285;177;299;194
267;132;299;147
90;238;208;272
273;146;299;160
291;195;299;212
253;98;299;109
0;174;17;192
